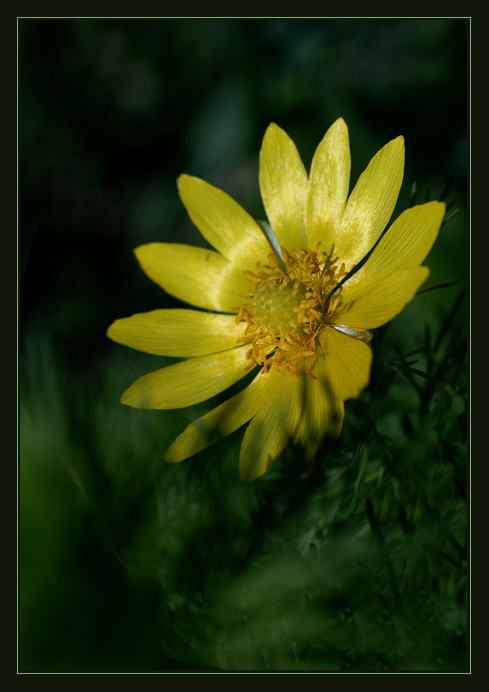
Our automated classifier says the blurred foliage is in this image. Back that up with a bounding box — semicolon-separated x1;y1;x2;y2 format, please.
19;19;467;671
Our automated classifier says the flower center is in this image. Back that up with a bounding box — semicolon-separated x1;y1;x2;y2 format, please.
250;280;308;337
235;242;348;377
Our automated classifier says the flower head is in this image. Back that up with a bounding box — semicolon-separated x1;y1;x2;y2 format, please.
107;119;445;480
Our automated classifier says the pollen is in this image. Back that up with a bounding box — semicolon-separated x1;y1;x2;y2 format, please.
235;242;349;377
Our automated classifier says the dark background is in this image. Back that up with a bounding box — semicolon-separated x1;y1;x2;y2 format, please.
19;19;467;672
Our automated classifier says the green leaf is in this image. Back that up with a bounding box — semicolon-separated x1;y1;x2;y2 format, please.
417;281;459;296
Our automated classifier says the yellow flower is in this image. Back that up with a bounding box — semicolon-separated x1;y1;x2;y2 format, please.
107;119;445;481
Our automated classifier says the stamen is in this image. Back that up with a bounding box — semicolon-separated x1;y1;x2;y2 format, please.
236;241;359;376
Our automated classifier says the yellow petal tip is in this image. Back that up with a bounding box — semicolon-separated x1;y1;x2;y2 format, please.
133;243;149;260
164;450;181;464
332;116;348;130
176;173;192;188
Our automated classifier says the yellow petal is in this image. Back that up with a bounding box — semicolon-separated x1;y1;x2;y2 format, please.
107;309;248;357
120;345;251;409
165;368;272;463
319;328;373;400
134;243;249;313
337;136;405;269
334;266;430;330
292;376;344;460
341;201;445;298
259;122;308;251
239;367;304;481
177;175;273;270
307;117;351;250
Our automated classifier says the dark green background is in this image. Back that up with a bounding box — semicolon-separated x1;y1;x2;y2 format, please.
19;19;467;672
